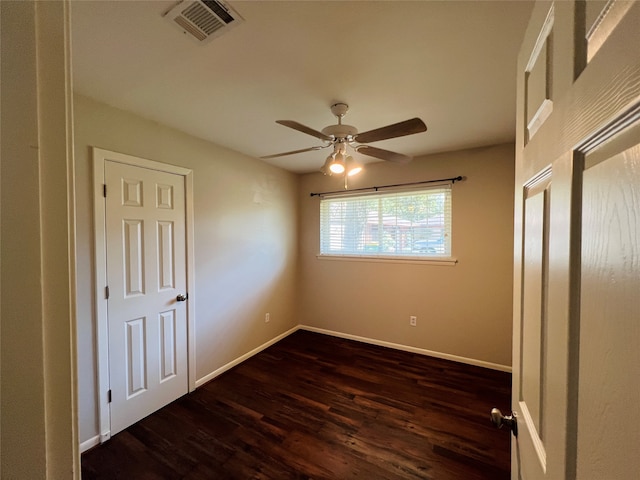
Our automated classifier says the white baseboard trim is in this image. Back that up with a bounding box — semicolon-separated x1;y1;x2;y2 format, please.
195;325;300;388
299;325;512;373
80;435;101;453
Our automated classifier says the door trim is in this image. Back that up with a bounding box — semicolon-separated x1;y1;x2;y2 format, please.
92;147;196;443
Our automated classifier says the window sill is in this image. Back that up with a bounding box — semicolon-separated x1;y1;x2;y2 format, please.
316;254;458;266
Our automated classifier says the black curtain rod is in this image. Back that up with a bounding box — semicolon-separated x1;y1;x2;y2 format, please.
309;175;463;197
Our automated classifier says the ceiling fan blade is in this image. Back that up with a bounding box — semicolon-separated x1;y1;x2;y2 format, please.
357;145;412;164
276;120;333;141
355;118;427;143
260;145;329;159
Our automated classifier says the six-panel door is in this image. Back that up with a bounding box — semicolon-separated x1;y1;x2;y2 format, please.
105;160;188;435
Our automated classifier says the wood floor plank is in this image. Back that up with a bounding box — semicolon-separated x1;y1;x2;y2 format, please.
82;330;512;479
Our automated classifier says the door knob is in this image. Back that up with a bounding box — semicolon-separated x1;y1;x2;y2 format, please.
490;408;518;437
176;293;188;302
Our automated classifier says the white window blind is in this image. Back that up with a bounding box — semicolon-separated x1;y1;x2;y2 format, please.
320;185;452;258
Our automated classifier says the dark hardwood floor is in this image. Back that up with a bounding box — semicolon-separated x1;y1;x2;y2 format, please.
82;330;512;479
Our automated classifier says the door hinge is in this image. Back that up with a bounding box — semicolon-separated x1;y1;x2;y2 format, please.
103;184;107;197
107;389;112;403
105;285;110;299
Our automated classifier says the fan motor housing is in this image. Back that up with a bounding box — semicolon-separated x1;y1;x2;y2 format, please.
322;124;358;140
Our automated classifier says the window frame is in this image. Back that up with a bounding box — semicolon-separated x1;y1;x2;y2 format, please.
318;184;456;264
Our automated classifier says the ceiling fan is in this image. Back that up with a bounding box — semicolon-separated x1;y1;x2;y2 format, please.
261;103;427;176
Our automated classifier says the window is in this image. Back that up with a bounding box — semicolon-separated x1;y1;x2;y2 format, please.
319;185;452;258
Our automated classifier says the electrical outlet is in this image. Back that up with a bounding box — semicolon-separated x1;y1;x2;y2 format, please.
410;315;417;326
265;312;270;323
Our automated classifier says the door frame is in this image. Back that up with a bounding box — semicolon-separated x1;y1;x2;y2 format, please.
92;147;196;443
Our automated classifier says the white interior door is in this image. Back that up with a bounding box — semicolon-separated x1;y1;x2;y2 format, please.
105;160;189;435
512;1;640;478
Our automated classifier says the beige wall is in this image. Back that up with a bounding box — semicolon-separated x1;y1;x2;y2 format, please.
74;94;299;445
297;143;515;368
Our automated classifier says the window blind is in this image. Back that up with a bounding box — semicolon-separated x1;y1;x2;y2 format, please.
319;185;452;258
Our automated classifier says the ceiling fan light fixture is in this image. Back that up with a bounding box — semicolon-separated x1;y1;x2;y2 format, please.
321;155;334;175
327;143;347;173
328;158;345;174
346;156;363;176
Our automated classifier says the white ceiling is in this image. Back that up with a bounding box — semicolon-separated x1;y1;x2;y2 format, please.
71;0;534;174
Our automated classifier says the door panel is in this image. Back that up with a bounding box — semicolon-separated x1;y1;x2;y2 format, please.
160;310;178;380
585;0;635;63
158;221;175;290
106;160;188;435
125;317;147;397
524;3;554;141
521;189;547;433
123;219;145;296
577;127;640;479
517;173;553;478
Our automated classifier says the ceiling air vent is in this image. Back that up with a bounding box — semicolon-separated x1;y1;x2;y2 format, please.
164;0;243;44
